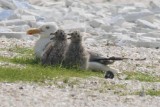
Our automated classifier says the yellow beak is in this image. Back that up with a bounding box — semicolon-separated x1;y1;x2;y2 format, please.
27;28;41;35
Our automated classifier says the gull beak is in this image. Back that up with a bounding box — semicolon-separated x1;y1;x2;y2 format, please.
26;28;41;35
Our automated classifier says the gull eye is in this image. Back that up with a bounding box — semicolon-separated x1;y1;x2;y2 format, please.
46;26;50;29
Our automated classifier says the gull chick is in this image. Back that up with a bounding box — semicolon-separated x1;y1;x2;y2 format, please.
42;29;68;66
64;31;89;70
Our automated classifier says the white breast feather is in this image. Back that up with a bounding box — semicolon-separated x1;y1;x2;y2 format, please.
34;38;51;58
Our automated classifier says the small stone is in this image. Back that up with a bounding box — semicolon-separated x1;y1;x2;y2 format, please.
89;19;104;28
136;19;158;29
19;86;23;90
155;47;159;49
124;10;153;22
105;71;114;79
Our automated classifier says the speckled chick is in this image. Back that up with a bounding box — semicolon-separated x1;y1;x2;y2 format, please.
41;29;68;66
63;31;89;70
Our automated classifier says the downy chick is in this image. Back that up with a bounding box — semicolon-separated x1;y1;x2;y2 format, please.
42;29;68;66
64;31;89;70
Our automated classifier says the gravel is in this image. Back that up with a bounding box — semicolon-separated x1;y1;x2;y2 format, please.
0;78;160;107
0;33;160;107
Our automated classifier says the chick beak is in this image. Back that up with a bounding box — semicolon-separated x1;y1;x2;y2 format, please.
50;37;55;40
26;28;41;35
67;33;72;35
67;33;72;39
67;37;71;39
50;32;55;35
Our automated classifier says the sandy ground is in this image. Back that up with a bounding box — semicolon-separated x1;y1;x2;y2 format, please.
0;81;160;107
0;37;160;107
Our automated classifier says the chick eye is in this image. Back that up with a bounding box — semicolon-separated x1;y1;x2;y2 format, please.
46;26;50;29
60;32;63;35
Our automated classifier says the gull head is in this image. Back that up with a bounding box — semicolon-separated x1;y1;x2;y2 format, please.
27;22;58;38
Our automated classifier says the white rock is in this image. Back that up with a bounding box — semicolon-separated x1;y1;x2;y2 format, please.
136;19;158;29
153;19;160;28
111;27;129;34
101;33;117;41
63;9;87;22
109;6;118;16
0;0;16;9
132;27;152;33
90;3;104;12
136;41;160;48
71;1;87;9
68;7;84;15
21;15;36;21
0;32;27;39
80;13;97;21
119;6;137;13
121;22;136;29
140;15;155;23
140;32;160;38
63;12;79;21
134;33;160;48
0;19;35;26
110;15;125;25
7;25;30;32
0;27;12;32
84;38;98;47
134;2;146;8
0;10;15;21
65;0;72;7
116;39;138;47
89;19;104;28
124;10;153;22
0;19;27;26
95;9;107;18
28;21;39;28
60;20;88;32
7;13;19;20
149;1;160;9
65;0;78;7
101;24;112;32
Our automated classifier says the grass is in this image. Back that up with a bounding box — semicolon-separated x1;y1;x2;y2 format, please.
0;55;103;83
0;46;103;83
0;46;33;56
146;89;160;96
124;72;160;82
132;89;160;96
8;45;33;55
99;81;126;93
